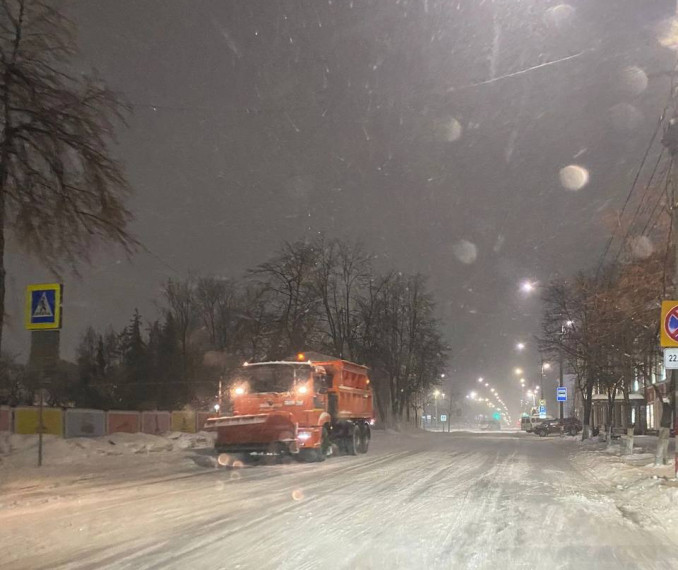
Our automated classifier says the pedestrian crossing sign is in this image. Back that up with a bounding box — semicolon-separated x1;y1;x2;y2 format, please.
25;283;62;330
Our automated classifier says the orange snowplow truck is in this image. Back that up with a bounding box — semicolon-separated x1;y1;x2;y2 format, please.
205;352;374;462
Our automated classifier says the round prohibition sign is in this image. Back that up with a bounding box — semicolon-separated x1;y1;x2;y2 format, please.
664;305;678;342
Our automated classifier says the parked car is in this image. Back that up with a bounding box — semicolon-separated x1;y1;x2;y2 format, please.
560;417;582;436
520;415;554;433
533;419;561;437
533;417;582;437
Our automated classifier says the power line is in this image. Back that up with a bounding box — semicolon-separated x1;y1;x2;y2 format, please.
642;159;673;236
595;106;669;277
625;148;666;233
609;148;668;264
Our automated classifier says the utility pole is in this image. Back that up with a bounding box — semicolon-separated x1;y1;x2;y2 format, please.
448;394;453;433
661;34;678;474
540;359;545;404
559;344;564;420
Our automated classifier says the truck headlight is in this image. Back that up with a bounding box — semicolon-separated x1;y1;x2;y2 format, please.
297;431;312;441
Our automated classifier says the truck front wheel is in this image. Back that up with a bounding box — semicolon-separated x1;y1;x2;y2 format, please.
298;427;329;463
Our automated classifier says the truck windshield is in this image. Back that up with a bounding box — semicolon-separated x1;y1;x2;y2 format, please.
233;364;313;393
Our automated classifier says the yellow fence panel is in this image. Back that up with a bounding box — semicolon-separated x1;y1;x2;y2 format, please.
171;410;196;433
14;407;63;436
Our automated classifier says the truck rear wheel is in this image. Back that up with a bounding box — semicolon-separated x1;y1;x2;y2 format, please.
345;424;359;456
358;424;370;454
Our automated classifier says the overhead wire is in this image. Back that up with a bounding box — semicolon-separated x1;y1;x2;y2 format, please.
595;104;671;277
642;159;673;236
609;148;668;264
661;171;674;298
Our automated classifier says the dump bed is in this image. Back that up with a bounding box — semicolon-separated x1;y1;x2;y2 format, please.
311;357;373;420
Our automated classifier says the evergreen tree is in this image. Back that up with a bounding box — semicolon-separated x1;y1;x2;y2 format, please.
120;309;149;409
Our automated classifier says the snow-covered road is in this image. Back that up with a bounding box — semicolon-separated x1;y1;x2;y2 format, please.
2;430;678;569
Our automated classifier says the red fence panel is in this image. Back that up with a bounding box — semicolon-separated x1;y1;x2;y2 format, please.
0;406;10;432
196;411;212;432
107;411;140;434
141;411;170;434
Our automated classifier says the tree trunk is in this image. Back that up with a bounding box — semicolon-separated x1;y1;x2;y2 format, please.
0;183;5;354
582;377;594;440
0;80;9;355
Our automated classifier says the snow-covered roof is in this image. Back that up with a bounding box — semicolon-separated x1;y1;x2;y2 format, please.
592;392;645;400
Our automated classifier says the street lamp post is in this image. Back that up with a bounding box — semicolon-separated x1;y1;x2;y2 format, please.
541;361;551;409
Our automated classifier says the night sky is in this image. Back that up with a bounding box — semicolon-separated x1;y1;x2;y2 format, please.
7;0;677;415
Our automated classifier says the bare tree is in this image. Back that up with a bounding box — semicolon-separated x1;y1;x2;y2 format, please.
356;271;447;425
0;0;134;349
250;240;321;358
312;237;370;360
162;278;196;376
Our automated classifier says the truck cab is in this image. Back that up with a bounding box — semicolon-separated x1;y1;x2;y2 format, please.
205;352;373;462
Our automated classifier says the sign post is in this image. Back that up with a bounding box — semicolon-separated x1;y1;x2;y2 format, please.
25;283;63;467
556;387;567;403
660;301;678;477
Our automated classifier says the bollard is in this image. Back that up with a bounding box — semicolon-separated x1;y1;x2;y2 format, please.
621;427;634;456
655;427;670;466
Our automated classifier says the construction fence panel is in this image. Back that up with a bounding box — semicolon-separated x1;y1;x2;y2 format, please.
171;410;196;433
196;411;212;432
107;411;140;434
13;407;63;436
64;408;106;438
0;406;10;432
141;411;171;434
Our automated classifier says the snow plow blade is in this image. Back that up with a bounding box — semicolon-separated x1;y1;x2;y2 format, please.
206;412;298;454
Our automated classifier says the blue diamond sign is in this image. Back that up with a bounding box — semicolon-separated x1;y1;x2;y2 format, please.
25;283;62;330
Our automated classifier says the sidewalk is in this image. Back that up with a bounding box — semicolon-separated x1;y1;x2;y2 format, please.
571;434;678;529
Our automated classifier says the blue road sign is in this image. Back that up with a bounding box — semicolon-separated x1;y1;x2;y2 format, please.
538;405;546;419
25;283;62;330
557;387;567;402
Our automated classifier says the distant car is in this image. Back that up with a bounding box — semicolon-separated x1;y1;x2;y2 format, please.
480;419;501;431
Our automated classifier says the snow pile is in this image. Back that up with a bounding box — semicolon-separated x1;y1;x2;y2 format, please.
574;444;678;527
0;430;215;470
165;431;215;449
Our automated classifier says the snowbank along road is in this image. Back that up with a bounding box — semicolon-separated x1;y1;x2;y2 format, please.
2;430;678;569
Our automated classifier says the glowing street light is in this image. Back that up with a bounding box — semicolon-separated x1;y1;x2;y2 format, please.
514;368;523;375
478;377;484;383
516;342;526;351
520;281;535;294
542;362;551;371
